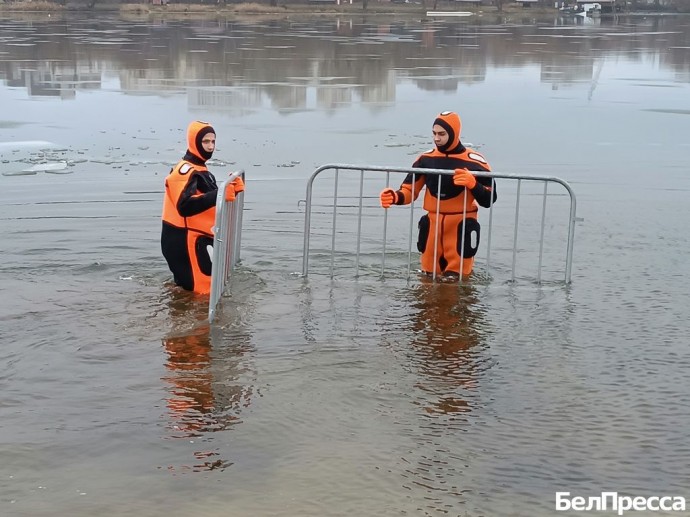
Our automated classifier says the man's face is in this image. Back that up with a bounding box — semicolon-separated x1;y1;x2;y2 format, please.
201;133;216;153
432;125;449;148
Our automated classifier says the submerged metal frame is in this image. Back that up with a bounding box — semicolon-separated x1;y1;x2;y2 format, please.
302;163;577;284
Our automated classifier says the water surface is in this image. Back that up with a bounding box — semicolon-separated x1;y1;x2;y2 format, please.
1;13;690;517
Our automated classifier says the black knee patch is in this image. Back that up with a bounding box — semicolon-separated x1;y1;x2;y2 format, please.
458;218;480;258
417;215;429;253
162;224;194;290
194;236;214;276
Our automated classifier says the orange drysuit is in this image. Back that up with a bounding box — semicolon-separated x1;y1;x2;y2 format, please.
161;121;219;294
390;111;497;277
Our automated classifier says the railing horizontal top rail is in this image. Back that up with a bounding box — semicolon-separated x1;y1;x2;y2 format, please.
308;163;575;194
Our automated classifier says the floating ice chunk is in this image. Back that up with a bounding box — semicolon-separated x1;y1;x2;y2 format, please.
0;140;61;153
22;162;68;173
2;170;37;177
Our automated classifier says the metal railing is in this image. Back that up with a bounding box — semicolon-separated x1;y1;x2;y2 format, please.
302;164;577;284
209;170;245;322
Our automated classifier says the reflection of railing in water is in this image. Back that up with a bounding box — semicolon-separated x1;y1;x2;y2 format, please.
302;164;577;284
209;170;245;322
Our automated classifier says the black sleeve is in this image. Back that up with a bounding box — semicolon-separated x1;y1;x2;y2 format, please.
403;156;426;188
470;176;497;208
177;173;217;217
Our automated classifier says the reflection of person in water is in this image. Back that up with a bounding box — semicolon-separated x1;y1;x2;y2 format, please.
162;290;253;471
404;280;489;415
163;322;216;438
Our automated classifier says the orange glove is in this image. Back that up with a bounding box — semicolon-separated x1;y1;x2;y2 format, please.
224;182;237;202
379;188;398;209
453;168;477;189
232;176;245;193
224;176;245;202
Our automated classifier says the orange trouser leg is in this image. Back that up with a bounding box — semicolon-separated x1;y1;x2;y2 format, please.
420;213;477;276
442;214;462;274
446;215;477;277
186;233;212;294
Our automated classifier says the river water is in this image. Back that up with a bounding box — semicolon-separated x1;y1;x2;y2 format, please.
1;11;690;517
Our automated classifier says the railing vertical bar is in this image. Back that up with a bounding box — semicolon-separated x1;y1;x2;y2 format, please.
224;203;232;282
565;190;577;284
511;179;522;283
433;177;441;280
459;189;468;283
355;169;364;277
229;198;238;271
486;178;495;275
381;171;390;279
537;181;548;284
227;201;236;276
233;176;245;264
330;168;339;278
407;173;416;281
208;184;225;322
302;168;320;277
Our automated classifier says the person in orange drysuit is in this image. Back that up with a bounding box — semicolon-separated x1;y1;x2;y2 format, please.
161;121;245;294
380;111;497;278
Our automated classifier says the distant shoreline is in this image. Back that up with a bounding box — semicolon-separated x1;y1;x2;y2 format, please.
0;1;687;17
0;1;526;16
0;2;545;21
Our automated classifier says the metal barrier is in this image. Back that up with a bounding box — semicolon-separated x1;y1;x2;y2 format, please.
209;170;245;322
302;164;577;284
